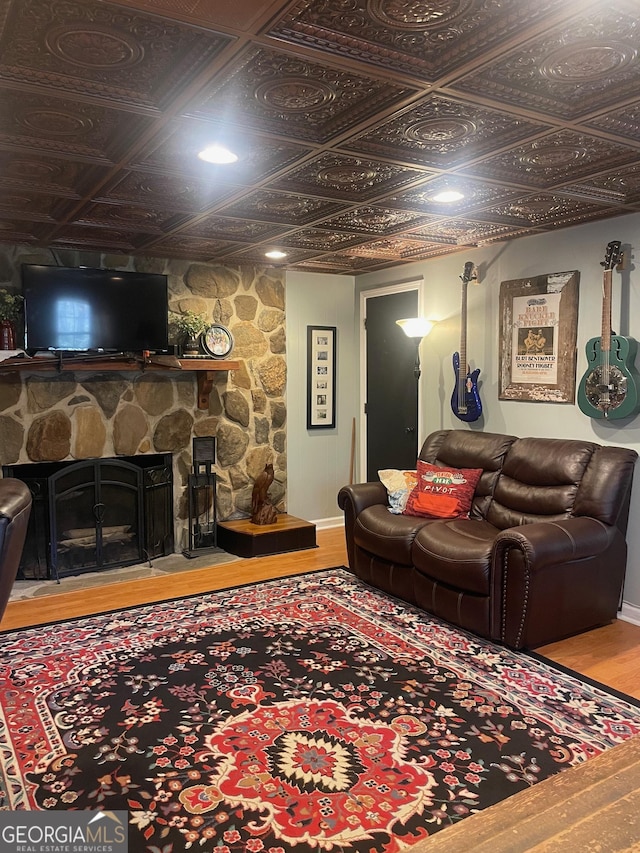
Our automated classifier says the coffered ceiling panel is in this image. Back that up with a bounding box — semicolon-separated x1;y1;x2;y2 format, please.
318;205;434;236
1;0;234;110
346;236;455;260
586;103;640;144
185;45;418;143
451;2;640;120
73;201;177;234
107;0;290;30
276;228;370;252
269;0;568;81
93;171;240;212
407;218;529;247
49;224;140;253
179;215;287;244
0;150;105;198
474;194;627;229
342;94;551;169
461;130;640;190
268;153;429;202
1;0;640;274
562;164;640;206
0;190;69;224
146;234;245;262
213;190;347;226
0;89;153;162
0;221;49;244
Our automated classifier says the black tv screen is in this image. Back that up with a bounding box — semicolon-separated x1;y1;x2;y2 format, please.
22;265;169;354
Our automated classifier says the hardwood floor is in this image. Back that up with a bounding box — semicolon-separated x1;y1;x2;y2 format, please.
3;525;640;851
537;620;640;701
0;526;348;633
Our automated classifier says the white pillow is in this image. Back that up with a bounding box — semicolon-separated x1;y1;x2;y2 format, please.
378;468;418;514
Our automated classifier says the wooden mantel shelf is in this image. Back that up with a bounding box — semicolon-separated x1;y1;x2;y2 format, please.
0;354;239;410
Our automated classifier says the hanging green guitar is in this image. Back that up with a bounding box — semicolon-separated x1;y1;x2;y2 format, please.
577;240;640;420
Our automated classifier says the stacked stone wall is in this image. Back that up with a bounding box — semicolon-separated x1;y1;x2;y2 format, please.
0;245;287;550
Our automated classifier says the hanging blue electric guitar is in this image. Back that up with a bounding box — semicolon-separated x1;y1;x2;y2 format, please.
451;261;482;422
578;240;640;419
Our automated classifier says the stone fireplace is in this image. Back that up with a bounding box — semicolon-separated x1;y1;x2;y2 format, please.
0;246;288;557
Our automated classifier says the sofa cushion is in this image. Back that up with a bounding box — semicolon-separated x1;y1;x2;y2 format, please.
486;437;598;529
573;445;639;527
419;430;517;519
404;460;482;519
412;518;501;595
355;505;432;565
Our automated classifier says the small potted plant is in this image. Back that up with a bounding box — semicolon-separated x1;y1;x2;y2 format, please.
0;288;23;350
170;310;209;356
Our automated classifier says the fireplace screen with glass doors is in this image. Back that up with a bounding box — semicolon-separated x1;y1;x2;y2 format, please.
3;454;174;580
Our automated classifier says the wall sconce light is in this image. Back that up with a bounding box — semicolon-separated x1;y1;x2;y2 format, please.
396;317;435;380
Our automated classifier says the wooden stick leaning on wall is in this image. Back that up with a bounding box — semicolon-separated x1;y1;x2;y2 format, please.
349;417;356;484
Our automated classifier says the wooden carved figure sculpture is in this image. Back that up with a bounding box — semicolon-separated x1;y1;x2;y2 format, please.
251;463;277;525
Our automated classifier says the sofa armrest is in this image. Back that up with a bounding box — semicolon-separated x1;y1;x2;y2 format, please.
338;482;388;570
491;517;622;649
494;517;613;570
338;482;388;516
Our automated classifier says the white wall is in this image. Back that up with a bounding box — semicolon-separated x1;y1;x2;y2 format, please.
285;270;357;525
353;210;640;614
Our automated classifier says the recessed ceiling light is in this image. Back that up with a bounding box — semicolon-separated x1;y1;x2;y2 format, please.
431;190;464;203
197;144;238;164
265;250;287;260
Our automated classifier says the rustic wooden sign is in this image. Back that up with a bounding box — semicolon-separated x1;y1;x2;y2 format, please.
499;270;580;403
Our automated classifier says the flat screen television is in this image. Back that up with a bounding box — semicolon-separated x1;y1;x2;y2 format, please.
22;264;169;354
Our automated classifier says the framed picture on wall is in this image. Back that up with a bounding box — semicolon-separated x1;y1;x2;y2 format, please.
307;326;336;429
499;270;580;403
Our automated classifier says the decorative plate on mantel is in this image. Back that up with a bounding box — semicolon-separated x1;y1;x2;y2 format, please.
201;324;234;359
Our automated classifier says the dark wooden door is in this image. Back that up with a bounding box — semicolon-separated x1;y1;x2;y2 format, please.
365;289;419;481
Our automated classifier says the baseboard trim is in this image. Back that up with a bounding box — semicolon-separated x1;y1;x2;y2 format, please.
311;516;344;530
619;601;640;626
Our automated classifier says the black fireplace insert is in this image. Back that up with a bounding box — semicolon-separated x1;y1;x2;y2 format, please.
3;454;174;580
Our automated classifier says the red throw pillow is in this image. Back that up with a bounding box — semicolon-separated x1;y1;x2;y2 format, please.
403;460;483;519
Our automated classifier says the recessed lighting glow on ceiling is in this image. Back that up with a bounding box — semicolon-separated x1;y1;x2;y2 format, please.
197;144;238;164
431;190;464;203
265;250;287;260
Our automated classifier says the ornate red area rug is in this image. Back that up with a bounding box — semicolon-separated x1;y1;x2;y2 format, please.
2;569;640;852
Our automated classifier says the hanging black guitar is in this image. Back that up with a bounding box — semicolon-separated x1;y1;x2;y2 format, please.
451;261;482;422
577;240;640;420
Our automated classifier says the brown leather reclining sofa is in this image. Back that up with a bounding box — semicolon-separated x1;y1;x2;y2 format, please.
338;429;637;649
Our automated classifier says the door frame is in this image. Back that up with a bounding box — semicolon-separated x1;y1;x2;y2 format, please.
359;278;425;480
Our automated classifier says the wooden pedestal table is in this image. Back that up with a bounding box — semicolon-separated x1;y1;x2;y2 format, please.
216;514;317;558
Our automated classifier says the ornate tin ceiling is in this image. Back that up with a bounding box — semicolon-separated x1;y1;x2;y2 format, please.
2;0;640;274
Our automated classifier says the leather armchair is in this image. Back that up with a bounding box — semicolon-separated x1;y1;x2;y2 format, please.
0;478;32;623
